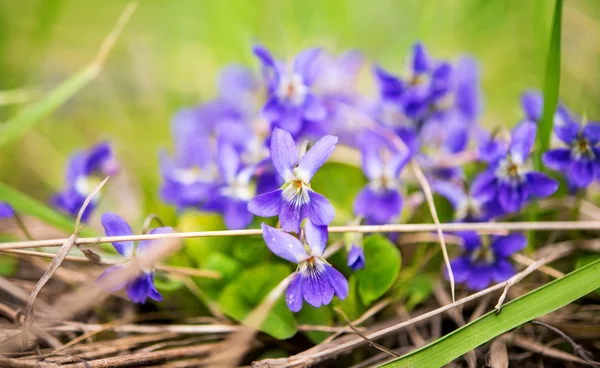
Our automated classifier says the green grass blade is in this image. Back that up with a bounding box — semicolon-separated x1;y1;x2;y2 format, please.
0;181;95;237
0;64;99;147
380;257;600;368
534;0;563;170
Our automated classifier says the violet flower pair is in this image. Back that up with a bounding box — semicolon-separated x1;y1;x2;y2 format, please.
99;213;171;304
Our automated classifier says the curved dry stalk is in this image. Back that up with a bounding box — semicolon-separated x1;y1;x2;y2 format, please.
410;160;455;302
21;177;109;350
3;221;599;251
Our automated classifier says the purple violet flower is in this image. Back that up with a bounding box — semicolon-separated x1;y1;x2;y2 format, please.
0;202;15;218
261;221;348;312
253;45;327;137
347;244;366;271
208;141;256;230
433;179;503;222
543;112;600;189
353;139;410;225
449;232;526;290
52;142;119;222
471;122;558;213
159;110;219;210
98;212;172;304
248;128;337;233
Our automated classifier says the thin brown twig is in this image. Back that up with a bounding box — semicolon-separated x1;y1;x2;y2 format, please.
0;248;221;279
334;307;400;358
531;320;600;365
3;221;598;250
319;297;393;345
512;253;565;279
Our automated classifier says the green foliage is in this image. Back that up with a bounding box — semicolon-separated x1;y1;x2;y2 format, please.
310;163;366;222
535;0;563;169
356;235;401;305
404;274;435;311
333;276;366;321
381;257;600;368
218;263;297;339
296;304;333;343
178;211;234;266
233;236;269;265
0;65;99;147
0;181;94;236
0;255;18;276
196;252;243;301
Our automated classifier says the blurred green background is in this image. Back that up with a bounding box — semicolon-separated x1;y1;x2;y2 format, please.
1;0;599;226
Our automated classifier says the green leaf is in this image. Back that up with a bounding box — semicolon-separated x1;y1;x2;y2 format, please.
404;274;435;311
333;276;366;321
153;275;185;292
381;257;600;368
534;0;563;170
196;252;243;301
0;65;99;147
0;255;18;276
575;253;600;294
233;236;269;265
356;235;401;305
179;211;233;266
310;163;366;221
0;181;95;237
218;263;297;339
296;304;333;343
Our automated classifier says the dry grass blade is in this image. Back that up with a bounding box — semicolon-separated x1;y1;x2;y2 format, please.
21;177;109;349
494;241;574;313
488;338;508;368
2;222;600;250
0;248;221;279
411;161;455;302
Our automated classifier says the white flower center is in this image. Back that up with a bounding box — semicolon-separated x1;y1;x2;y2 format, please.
172;165;217;186
470;245;495;264
455;196;482;221
380;101;410;128
571;137;595;160
282;179;311;208
299;256;326;277
221;172;255;201
495;156;527;187
74;176;101;203
276;73;308;106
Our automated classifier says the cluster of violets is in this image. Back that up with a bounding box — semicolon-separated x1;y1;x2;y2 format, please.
4;42;600;309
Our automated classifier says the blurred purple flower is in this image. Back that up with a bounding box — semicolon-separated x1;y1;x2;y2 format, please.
433;178;503;222
543;110;600;189
98;212;172;304
159;110;218;210
0;202;14;218
471;122;558;213
353;136;410;224
248;128;337;233
52;142;118;222
261;221;348;312
207;141;257;230
253;45;327;137
449;232;526;290
347;244;365;271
